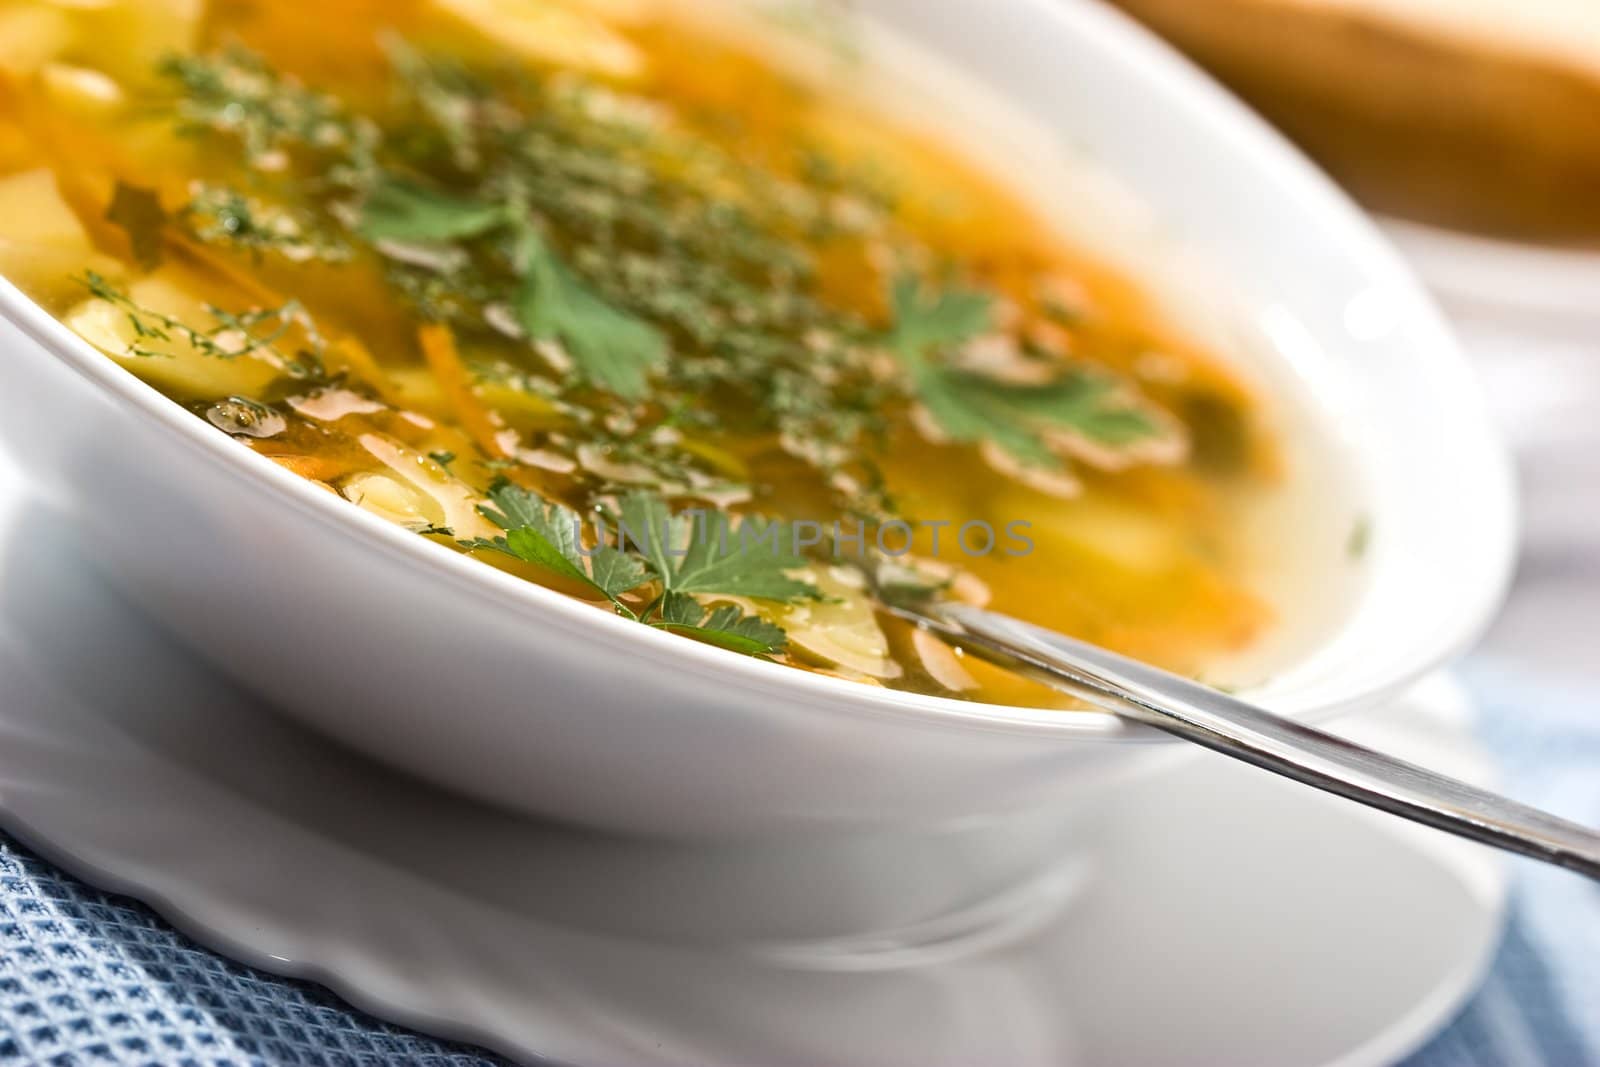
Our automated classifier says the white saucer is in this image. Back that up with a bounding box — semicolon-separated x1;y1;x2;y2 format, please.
0;459;1506;1067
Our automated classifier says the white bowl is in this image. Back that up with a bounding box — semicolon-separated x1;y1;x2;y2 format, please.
0;0;1514;837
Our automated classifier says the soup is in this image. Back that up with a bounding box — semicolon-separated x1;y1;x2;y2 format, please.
0;0;1360;705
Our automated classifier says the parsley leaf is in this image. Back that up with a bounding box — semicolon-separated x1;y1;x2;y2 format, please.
106;182;167;270
586;544;653;600
357;176;669;399
469;484;797;656
359;178;510;243
653;591;788;656
616;492;820;602
673;513;819;601
919;369;1158;465
513;230;667;398
910;366;1057;467
615;491;674;587
470;481;651;601
888;274;1161;468
887;273;992;354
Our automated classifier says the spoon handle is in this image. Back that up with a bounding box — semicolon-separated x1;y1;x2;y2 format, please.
918;602;1600;880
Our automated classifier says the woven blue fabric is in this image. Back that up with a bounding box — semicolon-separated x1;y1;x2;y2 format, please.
2;664;1596;1066
0;843;506;1065
1400;662;1600;1067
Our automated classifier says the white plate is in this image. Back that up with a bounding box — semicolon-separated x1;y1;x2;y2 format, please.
0;460;1506;1067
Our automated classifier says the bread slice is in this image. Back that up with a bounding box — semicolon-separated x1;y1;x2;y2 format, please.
1110;0;1600;243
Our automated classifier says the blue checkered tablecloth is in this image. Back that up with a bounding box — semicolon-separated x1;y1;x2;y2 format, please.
3;662;1597;1066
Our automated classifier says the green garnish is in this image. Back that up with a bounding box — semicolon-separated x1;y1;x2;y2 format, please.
160;46;890;509
79;271;319;369
654;592;788;656
885;274;993;356
616;494;820;602
360;184;666;395
468;481;648;602
358;177;512;243
355;170;667;395
466;482;811;656
160;49;377;176
182;183;349;262
157;46;1183;539
888;274;1162;468
511;228;667;399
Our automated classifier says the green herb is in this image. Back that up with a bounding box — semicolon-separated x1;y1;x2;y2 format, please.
653;591;787;656
79;271;317;365
888;274;1161;468
355;173;668;397
358;177;511;243
158;44;1178;531
512;228;667;398
924;371;1158;465
160;49;377;178
381;36;487;171
886;275;992;355
428;450;457;470
466;481;649;604
181;183;349;262
616;492;820;602
105;182;166;270
467;482;807;655
161;44;890;508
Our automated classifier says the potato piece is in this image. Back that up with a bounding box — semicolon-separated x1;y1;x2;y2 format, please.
1002;491;1183;577
0;5;74;75
338;470;444;531
38;63;125;119
910;627;977;693
385;366;455;421
63;268;286;400
67;0;205;87
0;167;118;295
779;566;900;680
0;121;35;175
428;0;646;78
476;379;567;429
356;432;498;539
0;167;87;247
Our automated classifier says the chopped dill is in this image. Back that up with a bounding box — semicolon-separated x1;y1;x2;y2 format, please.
78;271;317;365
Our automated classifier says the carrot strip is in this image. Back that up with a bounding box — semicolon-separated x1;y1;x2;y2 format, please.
417;322;511;460
262;453;346;487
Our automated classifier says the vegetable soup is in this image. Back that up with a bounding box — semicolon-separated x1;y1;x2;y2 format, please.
0;0;1363;705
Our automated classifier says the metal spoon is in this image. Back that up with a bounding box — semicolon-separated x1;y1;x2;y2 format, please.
885;597;1600;880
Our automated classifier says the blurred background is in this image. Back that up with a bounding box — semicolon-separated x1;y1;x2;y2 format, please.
1110;0;1600;682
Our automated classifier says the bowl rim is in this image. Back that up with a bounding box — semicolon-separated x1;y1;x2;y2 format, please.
0;0;1516;744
